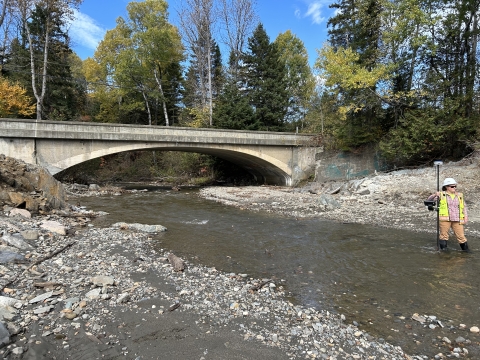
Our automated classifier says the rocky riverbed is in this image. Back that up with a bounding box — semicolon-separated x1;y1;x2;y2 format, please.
2;154;480;359
1;207;410;360
199;155;480;239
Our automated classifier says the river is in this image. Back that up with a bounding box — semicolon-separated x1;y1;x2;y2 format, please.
77;187;480;358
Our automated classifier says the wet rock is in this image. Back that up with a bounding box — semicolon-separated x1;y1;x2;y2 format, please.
455;336;466;343
111;222;167;233
0;251;25;264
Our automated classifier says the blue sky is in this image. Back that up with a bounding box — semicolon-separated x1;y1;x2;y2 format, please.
70;0;334;67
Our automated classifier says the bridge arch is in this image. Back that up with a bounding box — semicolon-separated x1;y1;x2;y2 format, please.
56;143;292;185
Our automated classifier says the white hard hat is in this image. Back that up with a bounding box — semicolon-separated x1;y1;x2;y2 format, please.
442;178;457;187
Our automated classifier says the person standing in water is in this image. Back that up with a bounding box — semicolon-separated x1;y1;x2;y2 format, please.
427;178;469;251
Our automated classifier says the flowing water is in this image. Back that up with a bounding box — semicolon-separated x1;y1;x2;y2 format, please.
77;187;480;358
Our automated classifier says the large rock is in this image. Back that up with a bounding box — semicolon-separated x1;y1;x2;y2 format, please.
111;222;167;233
0;154;66;212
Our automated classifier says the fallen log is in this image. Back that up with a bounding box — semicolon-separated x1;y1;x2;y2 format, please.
167;253;185;272
28;241;76;268
168;302;181;312
33;281;62;288
249;279;273;292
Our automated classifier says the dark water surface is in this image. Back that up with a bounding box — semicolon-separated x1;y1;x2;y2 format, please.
77;188;480;358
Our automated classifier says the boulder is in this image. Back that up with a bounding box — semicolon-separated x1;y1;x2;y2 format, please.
40;221;67;235
1;233;33;250
89;184;101;191
8;209;31;218
317;194;341;210
111;222;167;233
0;154;66;213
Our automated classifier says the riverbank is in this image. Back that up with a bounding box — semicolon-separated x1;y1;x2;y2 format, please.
199;155;480;240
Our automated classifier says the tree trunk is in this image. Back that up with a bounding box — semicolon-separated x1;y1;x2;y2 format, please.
141;89;152;125
26;22;49;120
154;68;170;126
207;41;213;126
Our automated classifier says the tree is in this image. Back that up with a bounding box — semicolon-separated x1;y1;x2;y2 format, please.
0;0;9;28
0;75;35;117
219;0;256;80
213;78;254;129
319;0;480;163
178;0;216;126
322;0;387;148
12;0;82;120
124;0;184;126
90;0;184;126
243;23;288;131
274;30;315;127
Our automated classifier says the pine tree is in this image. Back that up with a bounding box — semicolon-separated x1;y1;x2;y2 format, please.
213;79;255;129
243;24;288;131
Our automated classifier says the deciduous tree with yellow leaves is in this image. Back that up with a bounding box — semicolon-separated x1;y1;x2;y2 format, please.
0;76;35;117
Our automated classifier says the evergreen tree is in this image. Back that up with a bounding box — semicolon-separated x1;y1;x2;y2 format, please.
243;23;288;131
213;79;255;130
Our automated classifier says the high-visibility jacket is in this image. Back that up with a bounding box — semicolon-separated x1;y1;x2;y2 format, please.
438;191;466;224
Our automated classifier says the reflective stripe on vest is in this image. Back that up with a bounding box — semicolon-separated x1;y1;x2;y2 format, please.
438;192;465;223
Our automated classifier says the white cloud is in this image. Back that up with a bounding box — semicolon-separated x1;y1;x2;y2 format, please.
305;1;325;24
296;0;330;25
69;10;106;50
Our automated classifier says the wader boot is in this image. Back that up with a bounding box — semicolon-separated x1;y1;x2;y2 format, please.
460;242;470;252
439;240;448;250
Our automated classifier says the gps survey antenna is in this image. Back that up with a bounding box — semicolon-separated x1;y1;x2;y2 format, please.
434;160;443;250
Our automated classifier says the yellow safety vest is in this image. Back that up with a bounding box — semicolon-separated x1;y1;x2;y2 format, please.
438;191;465;224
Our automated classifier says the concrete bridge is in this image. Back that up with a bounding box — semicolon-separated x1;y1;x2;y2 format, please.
0;118;319;186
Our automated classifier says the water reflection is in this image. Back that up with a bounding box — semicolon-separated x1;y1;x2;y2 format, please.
78;189;480;357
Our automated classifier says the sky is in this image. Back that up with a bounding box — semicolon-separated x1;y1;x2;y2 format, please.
69;0;335;67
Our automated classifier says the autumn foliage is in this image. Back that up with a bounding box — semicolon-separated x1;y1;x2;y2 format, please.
0;77;36;118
